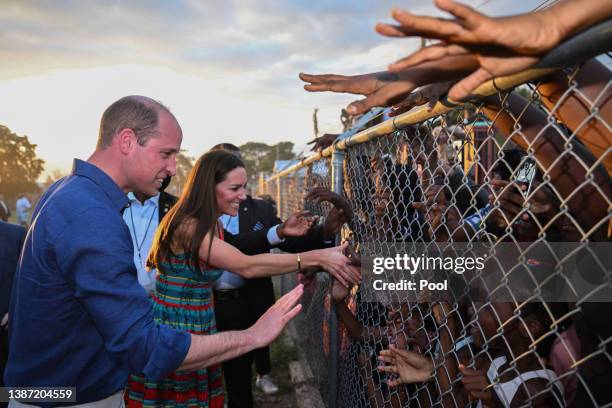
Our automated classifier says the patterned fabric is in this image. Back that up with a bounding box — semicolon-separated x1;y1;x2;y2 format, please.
126;247;224;408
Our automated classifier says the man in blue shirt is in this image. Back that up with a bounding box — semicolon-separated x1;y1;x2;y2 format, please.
5;96;303;406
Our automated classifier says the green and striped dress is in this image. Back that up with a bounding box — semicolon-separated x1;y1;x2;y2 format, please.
126;250;224;408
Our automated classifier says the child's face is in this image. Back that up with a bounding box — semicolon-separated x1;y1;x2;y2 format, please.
470;302;514;349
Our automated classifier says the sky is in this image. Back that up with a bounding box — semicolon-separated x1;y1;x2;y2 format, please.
0;0;538;179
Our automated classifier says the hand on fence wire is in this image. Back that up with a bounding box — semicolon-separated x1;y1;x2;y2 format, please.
249;284;304;349
305;187;354;223
376;0;611;100
307;133;339;152
331;277;350;302
344;243;362;267
323;207;348;240
278;210;317;238
297;266;318;288
389;81;454;117
458;364;494;405
318;241;361;288
386;322;417;351
378;345;434;386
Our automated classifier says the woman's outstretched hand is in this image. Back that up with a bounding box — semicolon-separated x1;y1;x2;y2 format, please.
318;242;361;288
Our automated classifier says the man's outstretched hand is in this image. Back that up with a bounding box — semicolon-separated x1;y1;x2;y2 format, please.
249;284;304;348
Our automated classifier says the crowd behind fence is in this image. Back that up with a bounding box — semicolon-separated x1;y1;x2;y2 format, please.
257;24;611;408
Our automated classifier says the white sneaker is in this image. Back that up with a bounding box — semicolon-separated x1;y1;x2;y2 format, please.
256;374;279;395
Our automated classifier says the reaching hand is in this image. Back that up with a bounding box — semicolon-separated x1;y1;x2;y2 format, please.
431;301;452;326
323;207;348;240
378;346;434;386
300;71;426;116
249;284;304;349
389;81;454;117
375;1;569;100
305;187;354;223
318;242;361;288
297;267;319;287
344;243;362;267
307;133;340;152
331;277;350;302
459;364;493;404
279;210;316;238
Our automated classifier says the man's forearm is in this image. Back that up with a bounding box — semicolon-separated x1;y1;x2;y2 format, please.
178;329;257;371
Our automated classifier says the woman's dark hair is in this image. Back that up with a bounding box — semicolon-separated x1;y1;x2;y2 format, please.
149;150;245;270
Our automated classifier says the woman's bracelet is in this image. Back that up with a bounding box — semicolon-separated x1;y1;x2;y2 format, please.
297;253;301;272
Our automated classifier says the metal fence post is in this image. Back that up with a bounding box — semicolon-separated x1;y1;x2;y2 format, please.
328;148;345;408
276;177;283;219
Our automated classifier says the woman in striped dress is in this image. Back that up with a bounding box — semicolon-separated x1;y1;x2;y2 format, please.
126;150;360;407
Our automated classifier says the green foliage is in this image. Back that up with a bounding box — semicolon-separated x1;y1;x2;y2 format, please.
166;150;195;196
0;125;45;204
239;141;295;177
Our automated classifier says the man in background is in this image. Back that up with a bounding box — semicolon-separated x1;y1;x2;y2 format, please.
15;194;31;229
123;176;176;293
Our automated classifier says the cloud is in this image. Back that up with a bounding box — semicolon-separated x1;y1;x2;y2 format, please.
0;0;544;178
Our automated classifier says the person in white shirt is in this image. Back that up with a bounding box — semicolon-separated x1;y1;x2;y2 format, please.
123;176;176;293
15;194;31;228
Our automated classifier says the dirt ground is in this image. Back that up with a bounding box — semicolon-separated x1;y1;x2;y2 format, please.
252;333;298;408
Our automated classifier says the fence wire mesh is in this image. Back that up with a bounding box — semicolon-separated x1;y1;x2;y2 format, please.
259;58;611;407
271;158;335;402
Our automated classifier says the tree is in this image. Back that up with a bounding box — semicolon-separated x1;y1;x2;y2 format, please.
239;142;271;177
239;141;295;178
0;125;45;206
165;150;194;196
42;169;68;190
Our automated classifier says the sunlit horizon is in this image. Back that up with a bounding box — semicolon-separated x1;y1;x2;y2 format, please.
0;0;538;181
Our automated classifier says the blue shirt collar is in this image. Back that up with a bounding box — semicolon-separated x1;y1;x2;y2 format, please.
72;159;129;213
127;191;160;207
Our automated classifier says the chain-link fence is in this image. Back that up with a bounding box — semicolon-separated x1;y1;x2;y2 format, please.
258;23;611;408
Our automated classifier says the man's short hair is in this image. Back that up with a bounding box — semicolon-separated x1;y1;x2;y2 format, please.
97;96;174;149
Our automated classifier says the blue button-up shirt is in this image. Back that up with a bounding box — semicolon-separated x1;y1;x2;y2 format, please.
5;159;190;404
